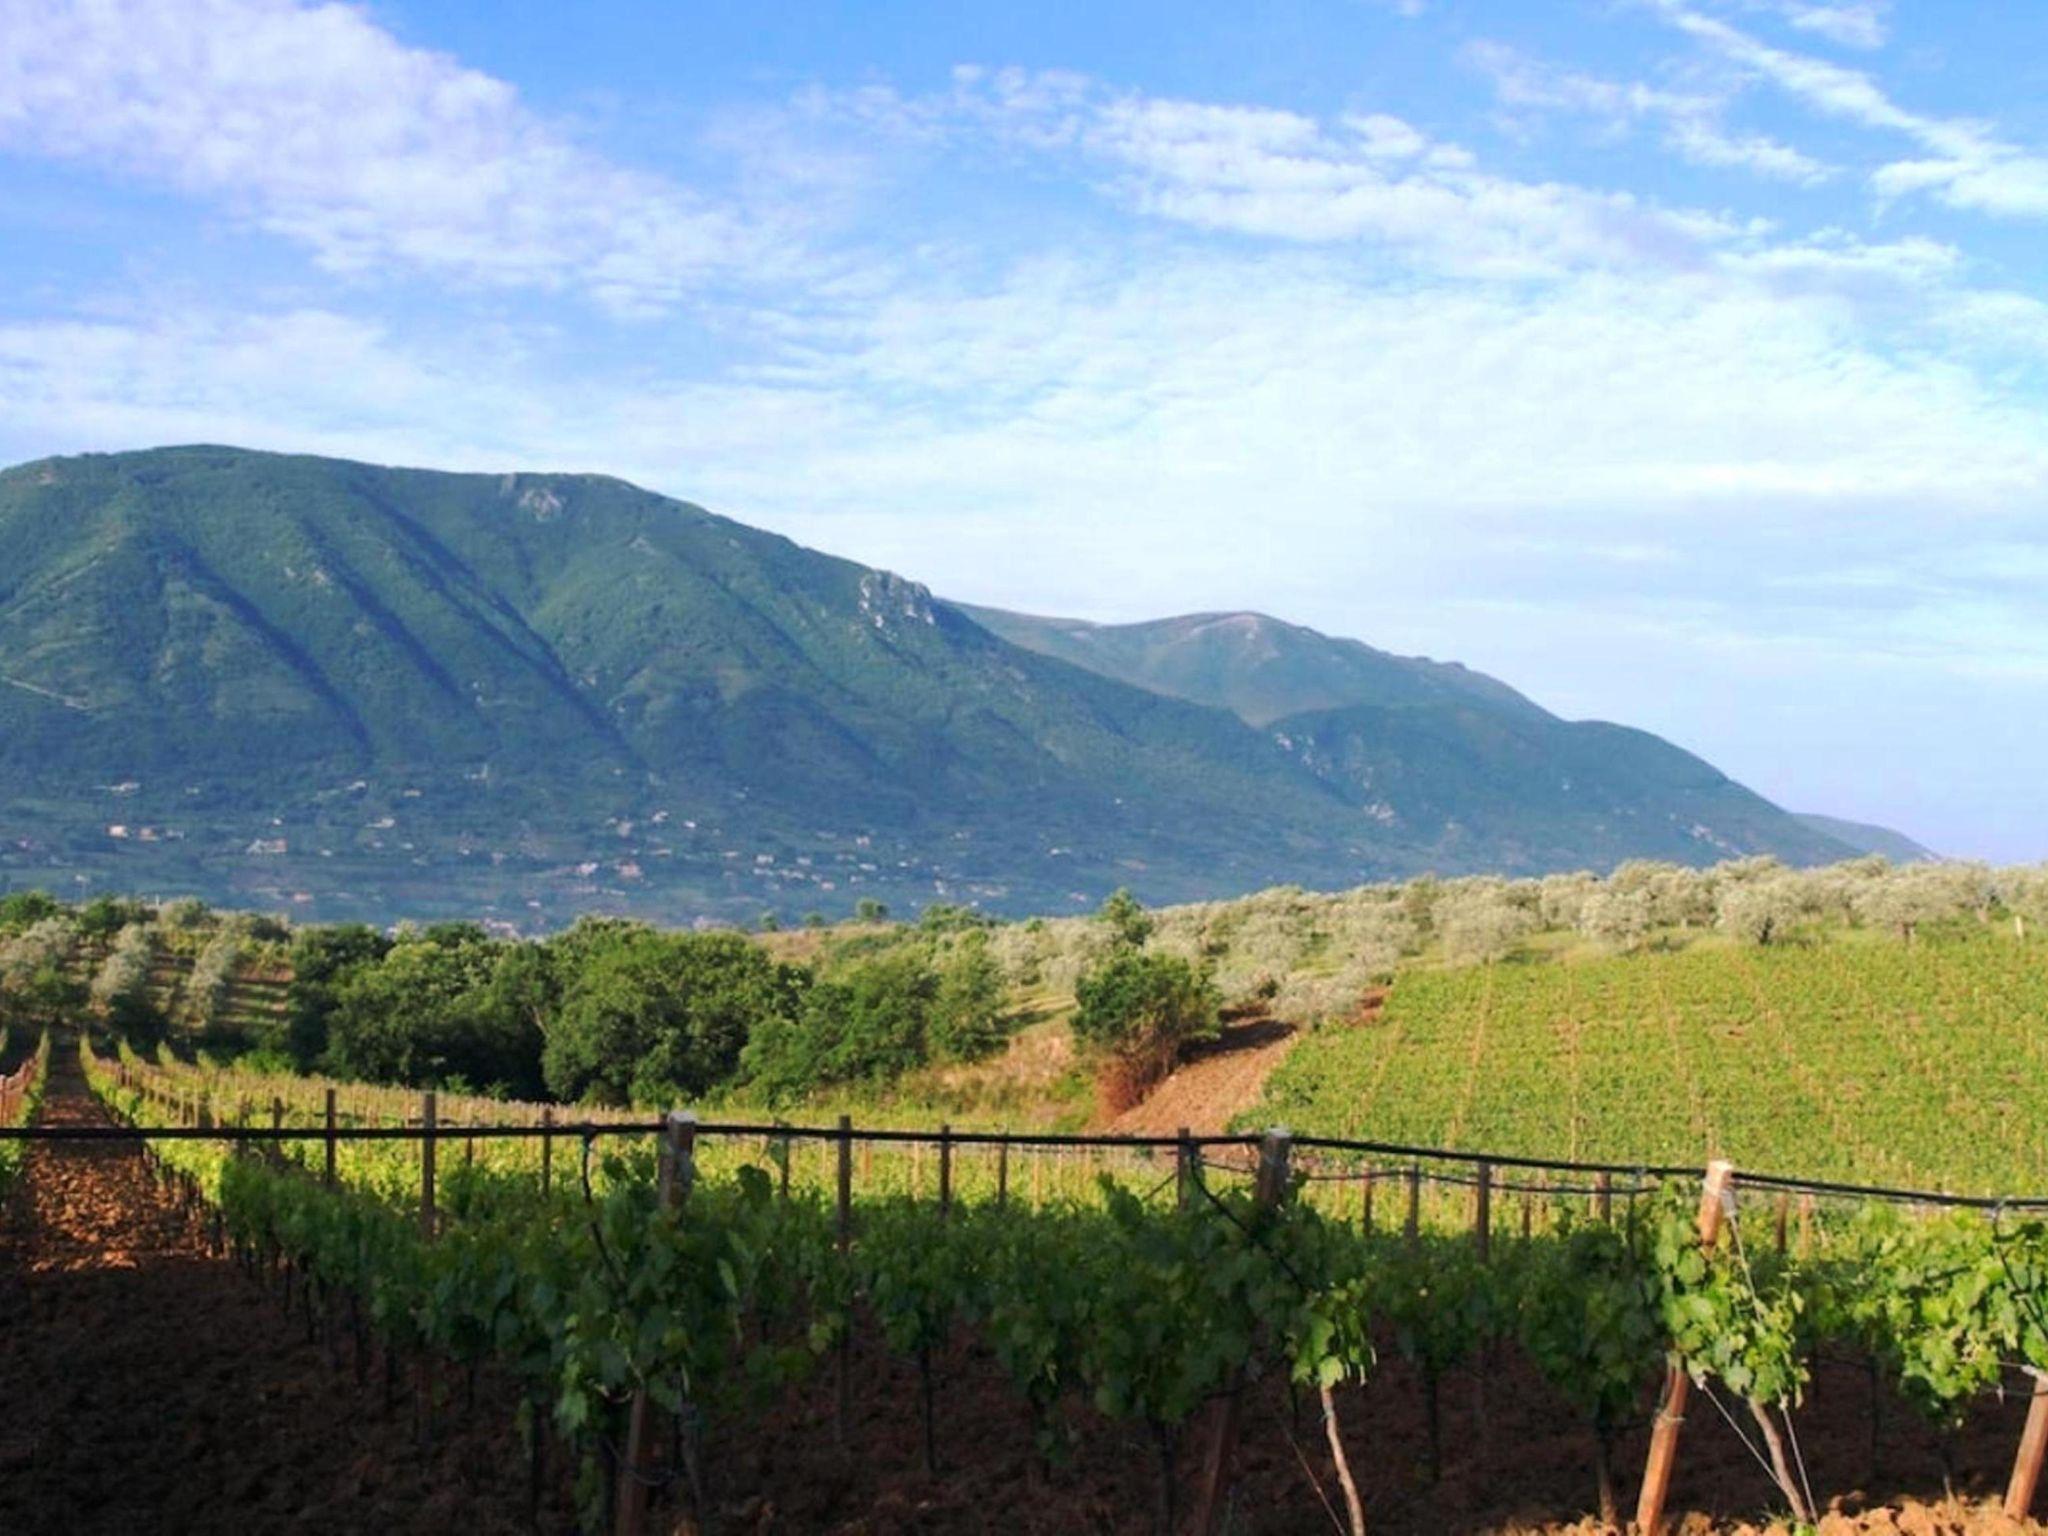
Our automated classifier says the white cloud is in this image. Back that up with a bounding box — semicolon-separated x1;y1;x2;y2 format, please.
1756;2;1889;50
0;0;775;312
942;68;1740;277
1666;6;2048;217
1469;41;1831;185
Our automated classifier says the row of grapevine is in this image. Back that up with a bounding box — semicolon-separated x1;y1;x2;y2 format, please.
1257;929;2048;1193
80;1039;2048;1534
0;1031;50;1192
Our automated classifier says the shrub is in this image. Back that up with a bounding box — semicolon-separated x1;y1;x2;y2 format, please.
1071;950;1219;1111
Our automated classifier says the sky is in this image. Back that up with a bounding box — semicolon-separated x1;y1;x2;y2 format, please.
3;0;2047;860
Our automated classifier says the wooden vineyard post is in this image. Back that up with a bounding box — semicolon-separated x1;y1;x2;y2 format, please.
996;1138;1010;1207
1597;1171;1613;1224
836;1115;854;1446
419;1091;437;1238
1176;1126;1196;1211
1474;1160;1493;1262
323;1088;337;1188
1405;1163;1422;1242
618;1112;694;1536
938;1124;953;1215
415;1090;440;1452
1192;1129;1291;1536
1362;1168;1375;1232
1473;1160;1495;1468
1635;1160;1735;1536
540;1107;553;1196
2006;1370;2048;1521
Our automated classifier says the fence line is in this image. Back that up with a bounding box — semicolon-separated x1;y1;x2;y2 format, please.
18;1091;2048;1212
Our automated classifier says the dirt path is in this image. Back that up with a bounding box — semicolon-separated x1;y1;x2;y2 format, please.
1105;1017;1300;1136
0;1046;559;1535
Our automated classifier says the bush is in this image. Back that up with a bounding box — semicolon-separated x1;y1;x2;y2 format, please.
1071;950;1219;1110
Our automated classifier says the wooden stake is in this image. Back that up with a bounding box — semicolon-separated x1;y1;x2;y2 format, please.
1192;1129;1291;1536
419;1091;437;1239
1405;1163;1422;1242
1361;1168;1375;1233
1635;1160;1735;1536
618;1112;693;1536
836;1114;854;1445
1176;1126;1195;1211
1474;1160;1493;1262
1597;1170;1613;1223
996;1139;1009;1207
540;1107;553;1196
938;1124;953;1215
2006;1371;2048;1521
323;1088;337;1188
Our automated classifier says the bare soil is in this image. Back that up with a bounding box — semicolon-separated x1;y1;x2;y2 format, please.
3;1054;2041;1535
0;1051;567;1535
1106;1018;1301;1137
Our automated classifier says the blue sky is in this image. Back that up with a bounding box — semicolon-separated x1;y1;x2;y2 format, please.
4;0;2048;859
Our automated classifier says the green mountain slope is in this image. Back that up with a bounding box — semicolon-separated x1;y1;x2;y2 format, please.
0;446;1851;923
957;605;1545;727
1792;813;1936;864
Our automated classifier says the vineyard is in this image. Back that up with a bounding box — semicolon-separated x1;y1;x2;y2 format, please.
0;1032;2036;1534
1255;930;2048;1195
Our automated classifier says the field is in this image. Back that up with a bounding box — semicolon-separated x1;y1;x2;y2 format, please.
0;1030;2034;1536
1254;930;2048;1197
10;881;2048;1533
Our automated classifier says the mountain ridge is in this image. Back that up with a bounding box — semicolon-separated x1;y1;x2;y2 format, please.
0;444;1854;924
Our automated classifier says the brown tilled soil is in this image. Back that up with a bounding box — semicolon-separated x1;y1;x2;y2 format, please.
0;1051;569;1535
2;1053;2042;1535
1106;1018;1301;1137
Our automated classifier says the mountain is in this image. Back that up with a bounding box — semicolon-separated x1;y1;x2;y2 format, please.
957;606;1548;728
1792;813;1936;864
0;446;1852;924
964;603;1858;873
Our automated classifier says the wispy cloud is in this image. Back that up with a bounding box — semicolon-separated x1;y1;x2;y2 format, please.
935;67;1742;277
1665;5;2048;217
1469;40;1832;185
0;0;781;312
1751;1;1890;50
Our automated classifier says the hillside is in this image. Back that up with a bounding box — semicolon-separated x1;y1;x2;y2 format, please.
962;603;1853;873
1793;811;1936;863
0;446;1850;922
955;605;1548;727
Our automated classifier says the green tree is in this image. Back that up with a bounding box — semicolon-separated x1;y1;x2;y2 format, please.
0;890;61;934
322;934;503;1087
91;922;163;1043
286;923;391;1066
1097;887;1154;948
741;949;934;1102
929;930;1007;1063
854;898;890;924
544;930;804;1105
